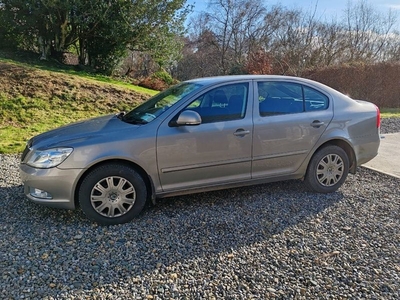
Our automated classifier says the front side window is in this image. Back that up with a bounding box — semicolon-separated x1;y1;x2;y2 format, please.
185;83;249;123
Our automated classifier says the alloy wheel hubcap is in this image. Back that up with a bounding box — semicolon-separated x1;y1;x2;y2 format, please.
316;154;344;187
90;176;136;218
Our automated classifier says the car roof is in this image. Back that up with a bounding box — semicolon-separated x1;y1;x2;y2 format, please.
187;75;297;84
186;75;351;101
186;75;328;88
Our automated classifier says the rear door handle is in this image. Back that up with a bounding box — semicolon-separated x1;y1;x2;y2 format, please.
310;120;324;128
233;129;250;137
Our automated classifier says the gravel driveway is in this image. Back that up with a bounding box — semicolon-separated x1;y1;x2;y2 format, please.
1;119;399;299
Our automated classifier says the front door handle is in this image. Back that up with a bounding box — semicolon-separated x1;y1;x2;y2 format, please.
233;129;250;137
310;120;324;128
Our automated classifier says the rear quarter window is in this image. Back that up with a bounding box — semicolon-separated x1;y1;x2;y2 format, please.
304;86;329;111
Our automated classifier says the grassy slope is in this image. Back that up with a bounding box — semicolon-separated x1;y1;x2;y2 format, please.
0;60;156;153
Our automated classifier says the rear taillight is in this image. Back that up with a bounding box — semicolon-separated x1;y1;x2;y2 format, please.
375;105;381;128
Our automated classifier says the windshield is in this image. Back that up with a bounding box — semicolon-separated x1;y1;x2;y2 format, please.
122;82;203;124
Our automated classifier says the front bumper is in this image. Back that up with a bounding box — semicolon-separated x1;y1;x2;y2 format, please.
20;164;84;209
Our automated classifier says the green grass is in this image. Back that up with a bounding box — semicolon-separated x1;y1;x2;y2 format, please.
381;108;400;118
47;69;158;96
0;94;114;154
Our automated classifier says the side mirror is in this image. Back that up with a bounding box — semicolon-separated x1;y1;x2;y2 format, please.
175;110;202;126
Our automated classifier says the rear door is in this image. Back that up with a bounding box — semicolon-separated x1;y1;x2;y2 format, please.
252;80;333;178
156;81;253;191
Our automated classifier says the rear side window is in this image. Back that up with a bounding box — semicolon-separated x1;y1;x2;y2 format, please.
304;86;329;111
258;81;329;116
258;82;303;116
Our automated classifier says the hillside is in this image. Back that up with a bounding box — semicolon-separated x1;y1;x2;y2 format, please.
0;60;153;153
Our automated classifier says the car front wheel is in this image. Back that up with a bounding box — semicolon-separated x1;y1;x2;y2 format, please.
305;145;349;193
79;163;147;225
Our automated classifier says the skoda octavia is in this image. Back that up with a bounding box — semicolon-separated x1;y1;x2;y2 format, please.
20;75;380;225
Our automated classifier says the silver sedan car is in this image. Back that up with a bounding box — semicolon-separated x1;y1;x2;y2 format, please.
20;75;380;225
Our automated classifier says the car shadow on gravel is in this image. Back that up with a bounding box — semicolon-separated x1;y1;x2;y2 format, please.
144;180;345;255
1;179;345;288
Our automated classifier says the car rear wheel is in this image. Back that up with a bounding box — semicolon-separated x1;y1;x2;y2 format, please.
79;163;147;225
305;145;349;193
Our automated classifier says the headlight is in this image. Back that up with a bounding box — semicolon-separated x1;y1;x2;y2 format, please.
27;148;73;168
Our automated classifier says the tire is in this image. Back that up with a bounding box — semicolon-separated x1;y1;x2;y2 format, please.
79;163;147;225
305;145;349;193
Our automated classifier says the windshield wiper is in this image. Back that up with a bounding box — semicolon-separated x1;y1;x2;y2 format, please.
127;119;148;125
121;114;148;125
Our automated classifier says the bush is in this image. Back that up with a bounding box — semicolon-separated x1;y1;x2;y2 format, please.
138;76;168;91
138;70;178;91
154;70;174;85
303;62;400;108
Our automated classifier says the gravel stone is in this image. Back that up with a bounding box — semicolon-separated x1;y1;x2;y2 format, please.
380;117;400;134
0;118;399;299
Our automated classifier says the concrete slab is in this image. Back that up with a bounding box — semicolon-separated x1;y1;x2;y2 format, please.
363;132;400;179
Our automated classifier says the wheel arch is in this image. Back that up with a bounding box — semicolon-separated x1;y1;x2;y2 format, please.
312;139;356;174
74;159;156;208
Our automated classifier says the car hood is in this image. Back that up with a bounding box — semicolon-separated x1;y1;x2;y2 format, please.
30;114;139;149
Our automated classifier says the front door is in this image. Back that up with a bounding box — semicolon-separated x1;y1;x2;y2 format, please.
156;82;253;191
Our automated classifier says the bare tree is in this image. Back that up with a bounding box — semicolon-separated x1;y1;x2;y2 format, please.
261;5;323;75
177;0;400;79
385;29;400;62
174;30;222;80
199;0;266;74
342;0;398;62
